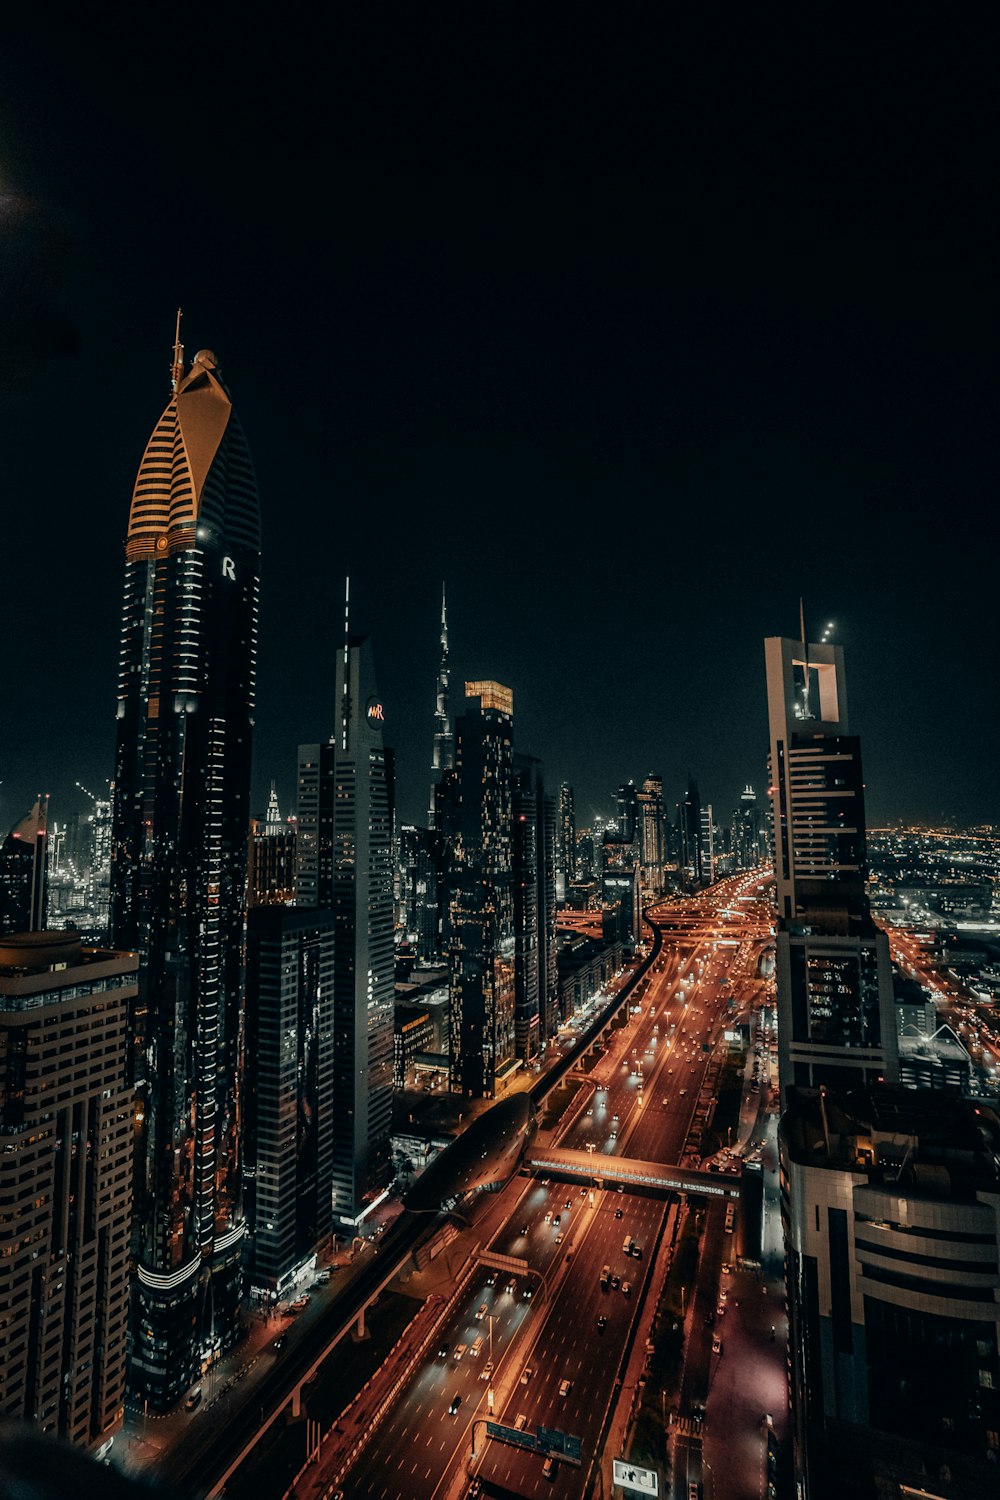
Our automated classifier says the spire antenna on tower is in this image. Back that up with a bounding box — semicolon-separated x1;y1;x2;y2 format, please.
341;576;351;750
171;308;184;393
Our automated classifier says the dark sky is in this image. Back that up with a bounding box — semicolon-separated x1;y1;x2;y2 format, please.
1;9;997;839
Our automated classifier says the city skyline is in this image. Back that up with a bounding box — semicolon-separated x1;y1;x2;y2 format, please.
1;14;997;837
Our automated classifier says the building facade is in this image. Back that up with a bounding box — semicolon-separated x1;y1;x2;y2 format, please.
781;1085;1000;1499
428;583;453;828
446;682;516;1097
0;798;48;937
296;636;394;1223
0;932;135;1450
765;635;899;1099
109;338;259;1407
243;906;335;1295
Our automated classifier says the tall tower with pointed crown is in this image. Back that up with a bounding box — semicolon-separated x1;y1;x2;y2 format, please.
109;321;260;1409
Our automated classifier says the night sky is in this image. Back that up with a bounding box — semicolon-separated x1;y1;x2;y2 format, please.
1;10;996;840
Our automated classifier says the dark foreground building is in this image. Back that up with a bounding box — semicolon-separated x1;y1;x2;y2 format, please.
0;932;135;1452
781;1085;1000;1500
110;334;260;1408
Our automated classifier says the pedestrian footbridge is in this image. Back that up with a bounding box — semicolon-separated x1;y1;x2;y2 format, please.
526;1146;740;1200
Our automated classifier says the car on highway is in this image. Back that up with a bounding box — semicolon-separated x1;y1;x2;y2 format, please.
520;1366;534;1384
486;1270;497;1285
543;1456;557;1480
185;1387;202;1410
518;1224;528;1235
438;1341;450;1358
522;1283;534;1299
597;1315;607;1332
614;1207;623;1219
544;1210;552;1222
505;1278;516;1294
476;1302;488;1319
514;1413;528;1431
454;1343;467;1360
712;1335;722;1355
289;1295;310;1311
448;1394;463;1415
621;1280;632;1295
273;1335;286;1350
611;1274;620;1289
480;1360;494;1381
559;1378;572;1397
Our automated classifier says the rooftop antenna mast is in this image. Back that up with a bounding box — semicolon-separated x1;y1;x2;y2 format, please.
171;308;184;393
799;596;812;720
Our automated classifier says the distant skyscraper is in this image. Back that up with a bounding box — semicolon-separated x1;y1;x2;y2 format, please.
616;781;639;844
296;635;394;1221
676;777;702;887
556;782;575;901
447;682;516;1097
109;333;259;1408
428;584;453;828
398;824;439;961
764;634;899;1098
730;783;764;870
637;774;665;893
248;784;297;907
244;907;335;1293
699;802;715;884
0;796;49;936
0;931;135;1450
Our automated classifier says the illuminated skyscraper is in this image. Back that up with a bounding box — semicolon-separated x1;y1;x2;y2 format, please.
248;784;297;907
447;682;516;1097
0;796;48;936
730;783;764;870
637;774;665;893
556;782;575;900
764;635;898;1098
296;635;394;1221
512;754;558;1058
676;776;702;887
428;583;453;828
109;330;260;1408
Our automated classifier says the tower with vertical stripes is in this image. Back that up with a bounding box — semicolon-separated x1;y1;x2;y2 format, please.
109;322;260;1408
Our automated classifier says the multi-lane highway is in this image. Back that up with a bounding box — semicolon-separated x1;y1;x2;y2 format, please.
333;873;774;1500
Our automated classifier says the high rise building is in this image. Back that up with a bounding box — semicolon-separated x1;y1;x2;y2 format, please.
601;830;641;946
730;783;764;870
248;784;297;907
781;1085;1000;1499
243;907;335;1294
556;782;575;902
397;824;439;962
109;334;259;1408
428;583;453;828
699;802;716;884
511;754;558;1059
676;776;702;887
447;682;516;1097
0;797;49;936
296;635;394;1222
616;781;639;845
637;774;665;894
765;635;899;1098
0;932;135;1450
